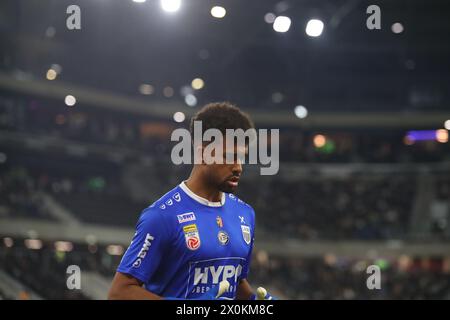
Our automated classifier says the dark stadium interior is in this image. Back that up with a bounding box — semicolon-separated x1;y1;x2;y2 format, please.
0;0;449;300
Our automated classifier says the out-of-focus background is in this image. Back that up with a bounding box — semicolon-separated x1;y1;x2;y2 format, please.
0;0;449;300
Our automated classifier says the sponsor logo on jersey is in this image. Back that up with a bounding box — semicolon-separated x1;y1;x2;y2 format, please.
132;233;154;268
216;216;223;228
166;199;173;206
159;204;166;210
173;192;181;202
239;216;245;224
217;230;229;245
183;224;201;250
177;212;196;224
187;258;245;299
241;225;251;245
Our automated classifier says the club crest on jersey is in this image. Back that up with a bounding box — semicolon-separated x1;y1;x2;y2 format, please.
177;212;196;224
183;224;201;250
217;230;229;245
241;225;251;245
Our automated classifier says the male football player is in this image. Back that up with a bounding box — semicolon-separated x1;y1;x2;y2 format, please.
108;102;274;300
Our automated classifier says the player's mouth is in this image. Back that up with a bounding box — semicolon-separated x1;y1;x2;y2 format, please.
226;177;240;187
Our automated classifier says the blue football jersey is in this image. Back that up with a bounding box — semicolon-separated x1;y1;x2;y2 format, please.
117;181;255;299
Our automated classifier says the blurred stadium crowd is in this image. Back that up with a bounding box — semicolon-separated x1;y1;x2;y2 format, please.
0;95;449;300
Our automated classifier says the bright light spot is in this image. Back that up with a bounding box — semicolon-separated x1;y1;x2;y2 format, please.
313;134;326;148
3;237;13;248
0;152;7;164
444;119;450;130
139;84;154;95
173;111;186;123
436;129;448;143
46;69;57;80
54;241;73;252
185;94;197;107
306;19;324;37
404;135;415;145
294;105;308;119
211;6;226;18
133;0;146;3
191;78;205;90
264;13;276;24
106;245;124;256
271;92;283;103
24;239;43;250
273;16;291;33
65;95;76;106
161;0;181;13
163;86;174;97
391;22;404;34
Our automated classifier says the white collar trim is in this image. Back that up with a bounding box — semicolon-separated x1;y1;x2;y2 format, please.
179;181;225;207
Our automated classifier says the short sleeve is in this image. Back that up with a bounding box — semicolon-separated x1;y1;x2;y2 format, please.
117;207;170;283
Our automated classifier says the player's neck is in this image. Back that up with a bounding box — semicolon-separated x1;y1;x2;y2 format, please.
185;172;222;203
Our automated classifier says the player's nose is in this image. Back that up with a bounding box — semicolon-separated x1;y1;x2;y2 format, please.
232;160;242;175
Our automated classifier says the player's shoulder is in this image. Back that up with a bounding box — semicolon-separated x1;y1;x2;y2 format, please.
139;185;187;221
226;193;255;214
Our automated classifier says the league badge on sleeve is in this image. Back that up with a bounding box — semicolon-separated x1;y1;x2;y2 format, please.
183;224;201;250
241;225;251;245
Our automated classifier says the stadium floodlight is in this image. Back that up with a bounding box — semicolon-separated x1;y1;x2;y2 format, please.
65;95;76;106
444;119;450;130
161;0;181;13
191;78;204;90
185;94;197;107
436;129;448;143
391;22;404;34
294;105;308;119
211;6;226;19
264;13;276;24
313;134;326;148
306;19;324;37
173;111;186;123
139;84;154;95
46;69;57;80
273;16;291;33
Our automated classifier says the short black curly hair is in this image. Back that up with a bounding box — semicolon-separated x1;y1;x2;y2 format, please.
190;102;254;138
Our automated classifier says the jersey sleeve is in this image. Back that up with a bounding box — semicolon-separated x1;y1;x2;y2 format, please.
240;208;256;280
117;207;170;283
